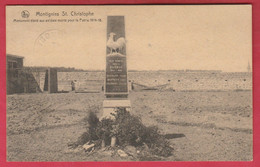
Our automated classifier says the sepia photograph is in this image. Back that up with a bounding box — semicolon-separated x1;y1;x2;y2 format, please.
6;5;252;161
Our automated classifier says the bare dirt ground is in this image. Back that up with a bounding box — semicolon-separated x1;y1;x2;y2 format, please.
6;91;252;161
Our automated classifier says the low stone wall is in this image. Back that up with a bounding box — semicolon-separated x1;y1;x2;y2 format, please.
56;71;252;91
7;71;252;94
129;72;252;91
57;72;103;92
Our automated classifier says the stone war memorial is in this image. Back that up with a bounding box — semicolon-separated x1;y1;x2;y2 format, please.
102;16;131;118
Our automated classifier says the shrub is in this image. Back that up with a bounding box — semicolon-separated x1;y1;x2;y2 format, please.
73;107;173;157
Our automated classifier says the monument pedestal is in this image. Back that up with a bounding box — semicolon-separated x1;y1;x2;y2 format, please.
101;99;131;119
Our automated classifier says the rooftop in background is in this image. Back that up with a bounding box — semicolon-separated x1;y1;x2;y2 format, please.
6;54;24;69
6;54;24;59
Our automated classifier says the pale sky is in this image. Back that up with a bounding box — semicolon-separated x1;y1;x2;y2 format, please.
6;5;252;72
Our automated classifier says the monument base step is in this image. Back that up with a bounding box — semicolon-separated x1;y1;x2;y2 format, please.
101;99;131;120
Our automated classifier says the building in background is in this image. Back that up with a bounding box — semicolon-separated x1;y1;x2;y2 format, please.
6;54;25;94
6;54;24;70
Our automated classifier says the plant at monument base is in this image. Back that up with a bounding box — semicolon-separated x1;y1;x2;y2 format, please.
110;108;144;146
71;108;173;158
110;108;173;157
86;111;100;140
95;118;114;146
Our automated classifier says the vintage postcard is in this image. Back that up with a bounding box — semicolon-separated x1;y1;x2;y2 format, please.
6;5;252;161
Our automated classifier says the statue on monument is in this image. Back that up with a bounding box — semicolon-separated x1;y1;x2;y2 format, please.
106;32;126;55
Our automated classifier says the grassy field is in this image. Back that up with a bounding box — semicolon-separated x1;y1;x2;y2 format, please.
6;91;252;161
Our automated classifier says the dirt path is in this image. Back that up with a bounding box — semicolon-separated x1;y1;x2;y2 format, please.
7;91;252;161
